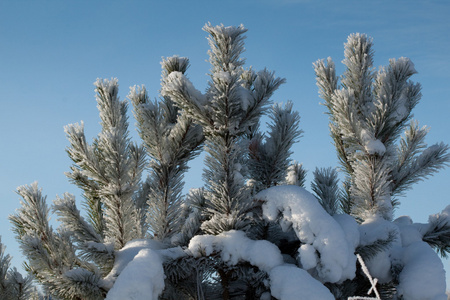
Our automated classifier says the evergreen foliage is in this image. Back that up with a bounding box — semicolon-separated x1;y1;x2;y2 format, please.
314;33;450;221
314;33;450;299
312;167;340;215
247;101;302;192
7;24;450;300
10;79;146;299
0;237;37;300
130;56;204;241
161;23;286;238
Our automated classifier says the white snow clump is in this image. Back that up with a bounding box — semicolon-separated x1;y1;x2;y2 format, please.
256;185;359;283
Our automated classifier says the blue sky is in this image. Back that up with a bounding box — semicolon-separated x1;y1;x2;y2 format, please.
1;0;449;290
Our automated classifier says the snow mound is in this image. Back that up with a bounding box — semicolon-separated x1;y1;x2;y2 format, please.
188;230;334;300
104;239;185;300
359;216;401;283
359;214;448;298
397;241;447;300
256;185;358;283
105;248;164;300
188;230;283;272
269;264;334;300
360;129;386;155
103;239;165;288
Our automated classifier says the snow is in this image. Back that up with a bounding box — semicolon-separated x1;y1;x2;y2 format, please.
394;56;417;75
269;264;334;300
393;216;425;247
285;163;302;186
161;71;207;105
256;185;358;283
360;129;386;155
333;214;360;249
359;214;447;299
285;165;298;185
359;217;401;283
103;239;165;288
213;70;231;84
233;163;245;185
188;230;335;300
333;214;360;280
393;209;448;300
105;248;165;300
237;85;253;111
298;244;317;269
359;216;399;246
397;241;447;300
188;230;283;272
100;188;448;300
430;204;450;220
103;239;184;300
393;92;409;121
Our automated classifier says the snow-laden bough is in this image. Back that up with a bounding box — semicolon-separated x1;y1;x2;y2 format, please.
256;185;359;283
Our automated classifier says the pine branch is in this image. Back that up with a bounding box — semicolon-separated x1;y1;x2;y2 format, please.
248;102;302;191
133;177;151;235
341;33;375;109
161;55;190;77
331;124;354;177
65;167;105;236
312;167;340;215
131;57;204;241
340;180;353;215
94;78;143;248
161;70;211;130
285;162;307;188
314;56;338;109
6;267;38;300
356;230;397;262
53;193;115;275
392;142;450;196
423;210;450;257
11;183;52;247
239;69;286;132
65;121;108;185
392;121;429;197
0;236;13;298
163;255;215;299
53;193;102;246
203;23;247;73
10;184;105;299
329;88;367;159
47;268;106;300
316;33;448;223
370;58;420;147
350;157;393;220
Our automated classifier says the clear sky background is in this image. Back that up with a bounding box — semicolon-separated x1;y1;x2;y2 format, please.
1;0;449;291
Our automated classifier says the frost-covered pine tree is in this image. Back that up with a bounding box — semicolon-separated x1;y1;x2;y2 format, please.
160;23;304;299
314;33;450;221
129;56;204;242
9;25;450;300
10;79;146;299
0;236;37;300
313;33;450;299
162;24;286;236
